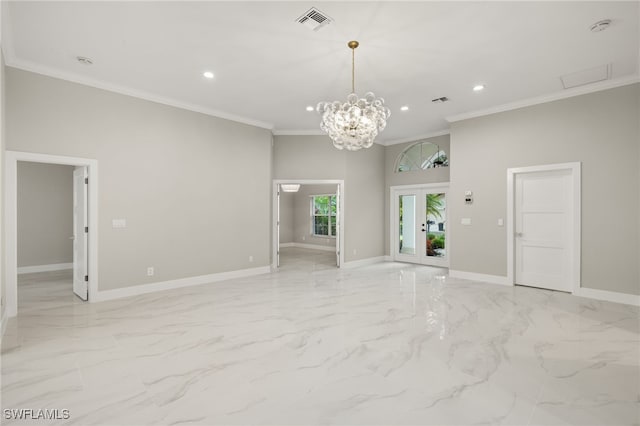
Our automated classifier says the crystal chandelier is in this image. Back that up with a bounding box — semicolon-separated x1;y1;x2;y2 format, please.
317;41;391;151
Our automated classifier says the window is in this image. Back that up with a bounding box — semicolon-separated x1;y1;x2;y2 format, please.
311;195;337;236
396;141;448;172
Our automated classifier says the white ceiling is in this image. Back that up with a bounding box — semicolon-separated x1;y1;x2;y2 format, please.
3;1;639;144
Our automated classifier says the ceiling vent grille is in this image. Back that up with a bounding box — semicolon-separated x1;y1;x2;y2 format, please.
432;97;450;103
296;7;332;31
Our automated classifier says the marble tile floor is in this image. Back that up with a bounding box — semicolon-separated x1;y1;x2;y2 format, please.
1;250;639;426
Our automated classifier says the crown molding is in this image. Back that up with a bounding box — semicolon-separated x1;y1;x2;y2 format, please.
380;130;451;147
272;129;326;136
447;75;640;123
4;56;274;131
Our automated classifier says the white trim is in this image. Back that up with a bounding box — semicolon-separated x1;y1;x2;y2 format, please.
272;179;345;270
383;255;393;262
278;242;295;248
447;75;639;123
5;58;274;131
507;162;581;293
389;182;451;191
574;287;640;307
272;129;326;136
5;151;99;317
381;130;451;147
94;266;270;303
17;263;73;274
341;256;386;269
449;270;511;286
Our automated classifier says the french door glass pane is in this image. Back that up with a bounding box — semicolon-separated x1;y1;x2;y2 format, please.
399;195;416;255
425;193;446;257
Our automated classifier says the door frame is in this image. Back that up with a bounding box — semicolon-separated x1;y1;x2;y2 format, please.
272;179;345;270
506;162;581;292
4;151;99;317
390;183;450;267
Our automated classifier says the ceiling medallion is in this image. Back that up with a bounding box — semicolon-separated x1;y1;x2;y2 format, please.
317;41;391;151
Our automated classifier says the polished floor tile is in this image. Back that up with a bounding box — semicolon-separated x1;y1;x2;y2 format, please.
2;249;639;425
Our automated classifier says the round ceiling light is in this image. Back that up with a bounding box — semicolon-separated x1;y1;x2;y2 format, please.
590;19;612;33
473;84;485;92
400;106;409;111
203;71;214;79
76;56;93;65
306;106;315;112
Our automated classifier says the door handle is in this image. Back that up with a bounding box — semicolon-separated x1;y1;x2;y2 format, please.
421;228;426;232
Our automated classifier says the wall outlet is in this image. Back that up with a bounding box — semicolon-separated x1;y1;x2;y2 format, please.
147;267;154;276
249;255;254;262
112;219;127;228
302;235;306;241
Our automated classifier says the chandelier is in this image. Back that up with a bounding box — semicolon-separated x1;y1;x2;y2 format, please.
317;41;391;151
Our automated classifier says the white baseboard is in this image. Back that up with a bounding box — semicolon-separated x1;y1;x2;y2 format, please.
17;263;73;274
283;242;335;252
342;256;386;269
449;270;511;286
93;265;271;303
574;287;640;307
383;255;393;262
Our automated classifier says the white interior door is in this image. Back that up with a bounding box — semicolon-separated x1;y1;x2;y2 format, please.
335;183;341;268
276;185;280;268
393;186;448;267
515;170;572;292
73;166;88;300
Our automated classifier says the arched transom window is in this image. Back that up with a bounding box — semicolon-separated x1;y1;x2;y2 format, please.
396;141;448;172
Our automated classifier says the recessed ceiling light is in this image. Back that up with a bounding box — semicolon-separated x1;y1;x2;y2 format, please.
306;106;315;112
76;56;93;65
203;71;214;79
473;84;485;92
400;106;409;111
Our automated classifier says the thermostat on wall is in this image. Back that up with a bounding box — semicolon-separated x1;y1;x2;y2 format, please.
465;190;473;205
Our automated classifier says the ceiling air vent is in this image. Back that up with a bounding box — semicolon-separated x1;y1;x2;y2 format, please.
296;7;332;31
432;97;450;103
560;64;611;89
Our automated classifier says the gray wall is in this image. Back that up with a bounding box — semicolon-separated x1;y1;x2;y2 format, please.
274;135;385;262
449;84;640;296
17;162;73;268
384;134;451;255
7;68;273;291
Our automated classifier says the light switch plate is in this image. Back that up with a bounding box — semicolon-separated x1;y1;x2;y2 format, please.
112;219;127;228
461;218;472;225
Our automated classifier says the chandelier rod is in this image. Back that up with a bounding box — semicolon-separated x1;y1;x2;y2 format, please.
348;40;359;94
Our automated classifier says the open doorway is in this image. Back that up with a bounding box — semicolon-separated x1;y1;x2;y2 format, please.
5;151;98;318
272;180;344;270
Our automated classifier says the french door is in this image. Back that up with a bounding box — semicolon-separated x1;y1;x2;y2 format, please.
393;185;449;267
